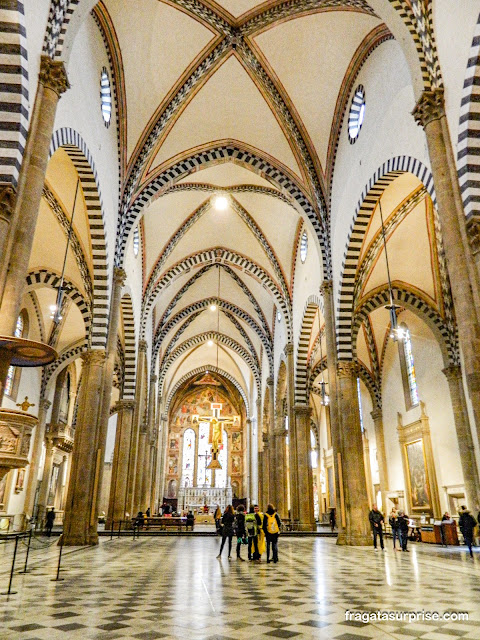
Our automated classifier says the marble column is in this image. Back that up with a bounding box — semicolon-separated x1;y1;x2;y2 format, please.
23;398;51;518
0;186;16;274
443;365;480;510
260;433;269;509
36;436;55;526
284;343;298;521
93;268;126;521
145;374;157;511
0;57;69;332
370;406;389;513
362;430;374;509
63;350;106;545
267;377;275;506
273;416;288;519
128;340;147;515
294;404;315;530
336;361;371;545
413;90;480;451
246;417;252;503
106;399;136;529
320;280;345;542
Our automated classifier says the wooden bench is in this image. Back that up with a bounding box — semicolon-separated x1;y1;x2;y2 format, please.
134;517;192;531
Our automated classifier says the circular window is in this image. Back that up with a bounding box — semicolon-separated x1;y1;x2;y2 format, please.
348;85;365;143
133;227;139;257
100;67;112;127
300;231;308;263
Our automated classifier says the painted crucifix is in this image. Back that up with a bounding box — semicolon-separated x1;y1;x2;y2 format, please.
203;402;233;470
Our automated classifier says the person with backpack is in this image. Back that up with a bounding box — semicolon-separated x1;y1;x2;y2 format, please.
234;504;247;561
263;503;282;563
245;505;262;562
217;505;235;559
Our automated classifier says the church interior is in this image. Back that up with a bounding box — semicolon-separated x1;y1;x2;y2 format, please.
1;1;480;638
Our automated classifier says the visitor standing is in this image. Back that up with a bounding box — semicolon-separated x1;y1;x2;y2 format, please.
397;511;410;552
389;508;400;551
245;506;261;562
214;504;222;532
45;508;55;537
329;507;336;532
217;505;235;559
263;503;281;563
235;504;246;561
440;512;452;546
369;504;385;551
459;506;477;558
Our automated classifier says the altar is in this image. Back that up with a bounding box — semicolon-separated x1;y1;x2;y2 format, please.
178;486;233;513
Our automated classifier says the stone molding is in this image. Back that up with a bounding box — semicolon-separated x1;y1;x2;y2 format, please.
370;406;382;421
81;349;106;366
138;340;148;353
466;217;480;256
412;89;445;128
0;185;16;223
320;279;333;296
337;360;357;378
266;376;274;386
442;364;462;382
113;267;127;288
115;399;136;412
294;404;312;417
39;55;69;96
284;343;294;356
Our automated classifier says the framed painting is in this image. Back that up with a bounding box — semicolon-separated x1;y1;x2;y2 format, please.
405;439;431;511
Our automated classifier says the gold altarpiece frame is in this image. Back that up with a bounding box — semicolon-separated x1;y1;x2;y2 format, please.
397;401;441;518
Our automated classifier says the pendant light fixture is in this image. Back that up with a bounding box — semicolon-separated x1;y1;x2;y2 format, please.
316;307;329;406
378;198;404;342
49;177;81;325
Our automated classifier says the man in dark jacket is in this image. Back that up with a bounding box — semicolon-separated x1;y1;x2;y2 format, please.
368;504;385;550
459;506;477;558
397;511;410;551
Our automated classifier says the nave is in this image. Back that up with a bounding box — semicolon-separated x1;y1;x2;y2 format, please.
1;537;479;640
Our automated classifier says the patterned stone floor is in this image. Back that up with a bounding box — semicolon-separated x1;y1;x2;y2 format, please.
1;536;480;640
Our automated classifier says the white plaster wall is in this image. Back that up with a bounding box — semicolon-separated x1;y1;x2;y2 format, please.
24;0;51;113
433;2;480;154
273;309;287;393
331;40;430;307
381;310;463;514
53;15;119;281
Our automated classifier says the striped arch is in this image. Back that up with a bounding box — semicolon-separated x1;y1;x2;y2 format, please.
43;340;86;395
357;361;382;410
295;296;322;404
336;156;436;360
153;297;272;371
159;331;261;393
25;269;91;341
307;356;326;396
458;12;480;221
42;0;80;60
351;286;459;367
165;365;249;415
120;294;136;399
0;1;28;187
117;142;328;277
144;248;291;340
50;128;109;349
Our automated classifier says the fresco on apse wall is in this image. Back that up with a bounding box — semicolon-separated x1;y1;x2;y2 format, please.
166;385;243;493
405;439;430;511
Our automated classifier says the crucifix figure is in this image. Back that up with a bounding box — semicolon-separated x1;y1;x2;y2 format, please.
203;403;233;470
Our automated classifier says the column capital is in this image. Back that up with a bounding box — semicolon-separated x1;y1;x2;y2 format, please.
40;398;52;412
337;360;357;378
412;89;445;128
294;404;312;417
284;343;294;356
138;340;148;353
114;399;136;412
266;376;274;387
370;406;383;421
81;349;106;366
320;279;333;296
466;217;480;256
262;433;269;445
39;56;69;96
0;185;16;224
442;364;462;382
150;374;157;384
246;417;252;424
113;267;127;288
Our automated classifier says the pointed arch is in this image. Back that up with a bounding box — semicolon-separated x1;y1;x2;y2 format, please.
296;297;322;404
50;128;109;349
165;365;249;415
120;293;136;399
336;156;437;360
0;1;28;187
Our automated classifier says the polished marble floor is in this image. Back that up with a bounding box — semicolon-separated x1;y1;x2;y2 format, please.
1;535;480;640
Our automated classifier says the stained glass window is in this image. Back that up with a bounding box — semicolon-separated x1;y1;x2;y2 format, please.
403;326;419;406
181;428;195;488
215;430;228;488
133;227;139;257
5;314;24;397
310;429;318;469
300;231;308;263
100;68;112;127
197;421;212;486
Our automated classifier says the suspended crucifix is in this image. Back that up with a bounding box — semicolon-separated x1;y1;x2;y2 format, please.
202;402;234;470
